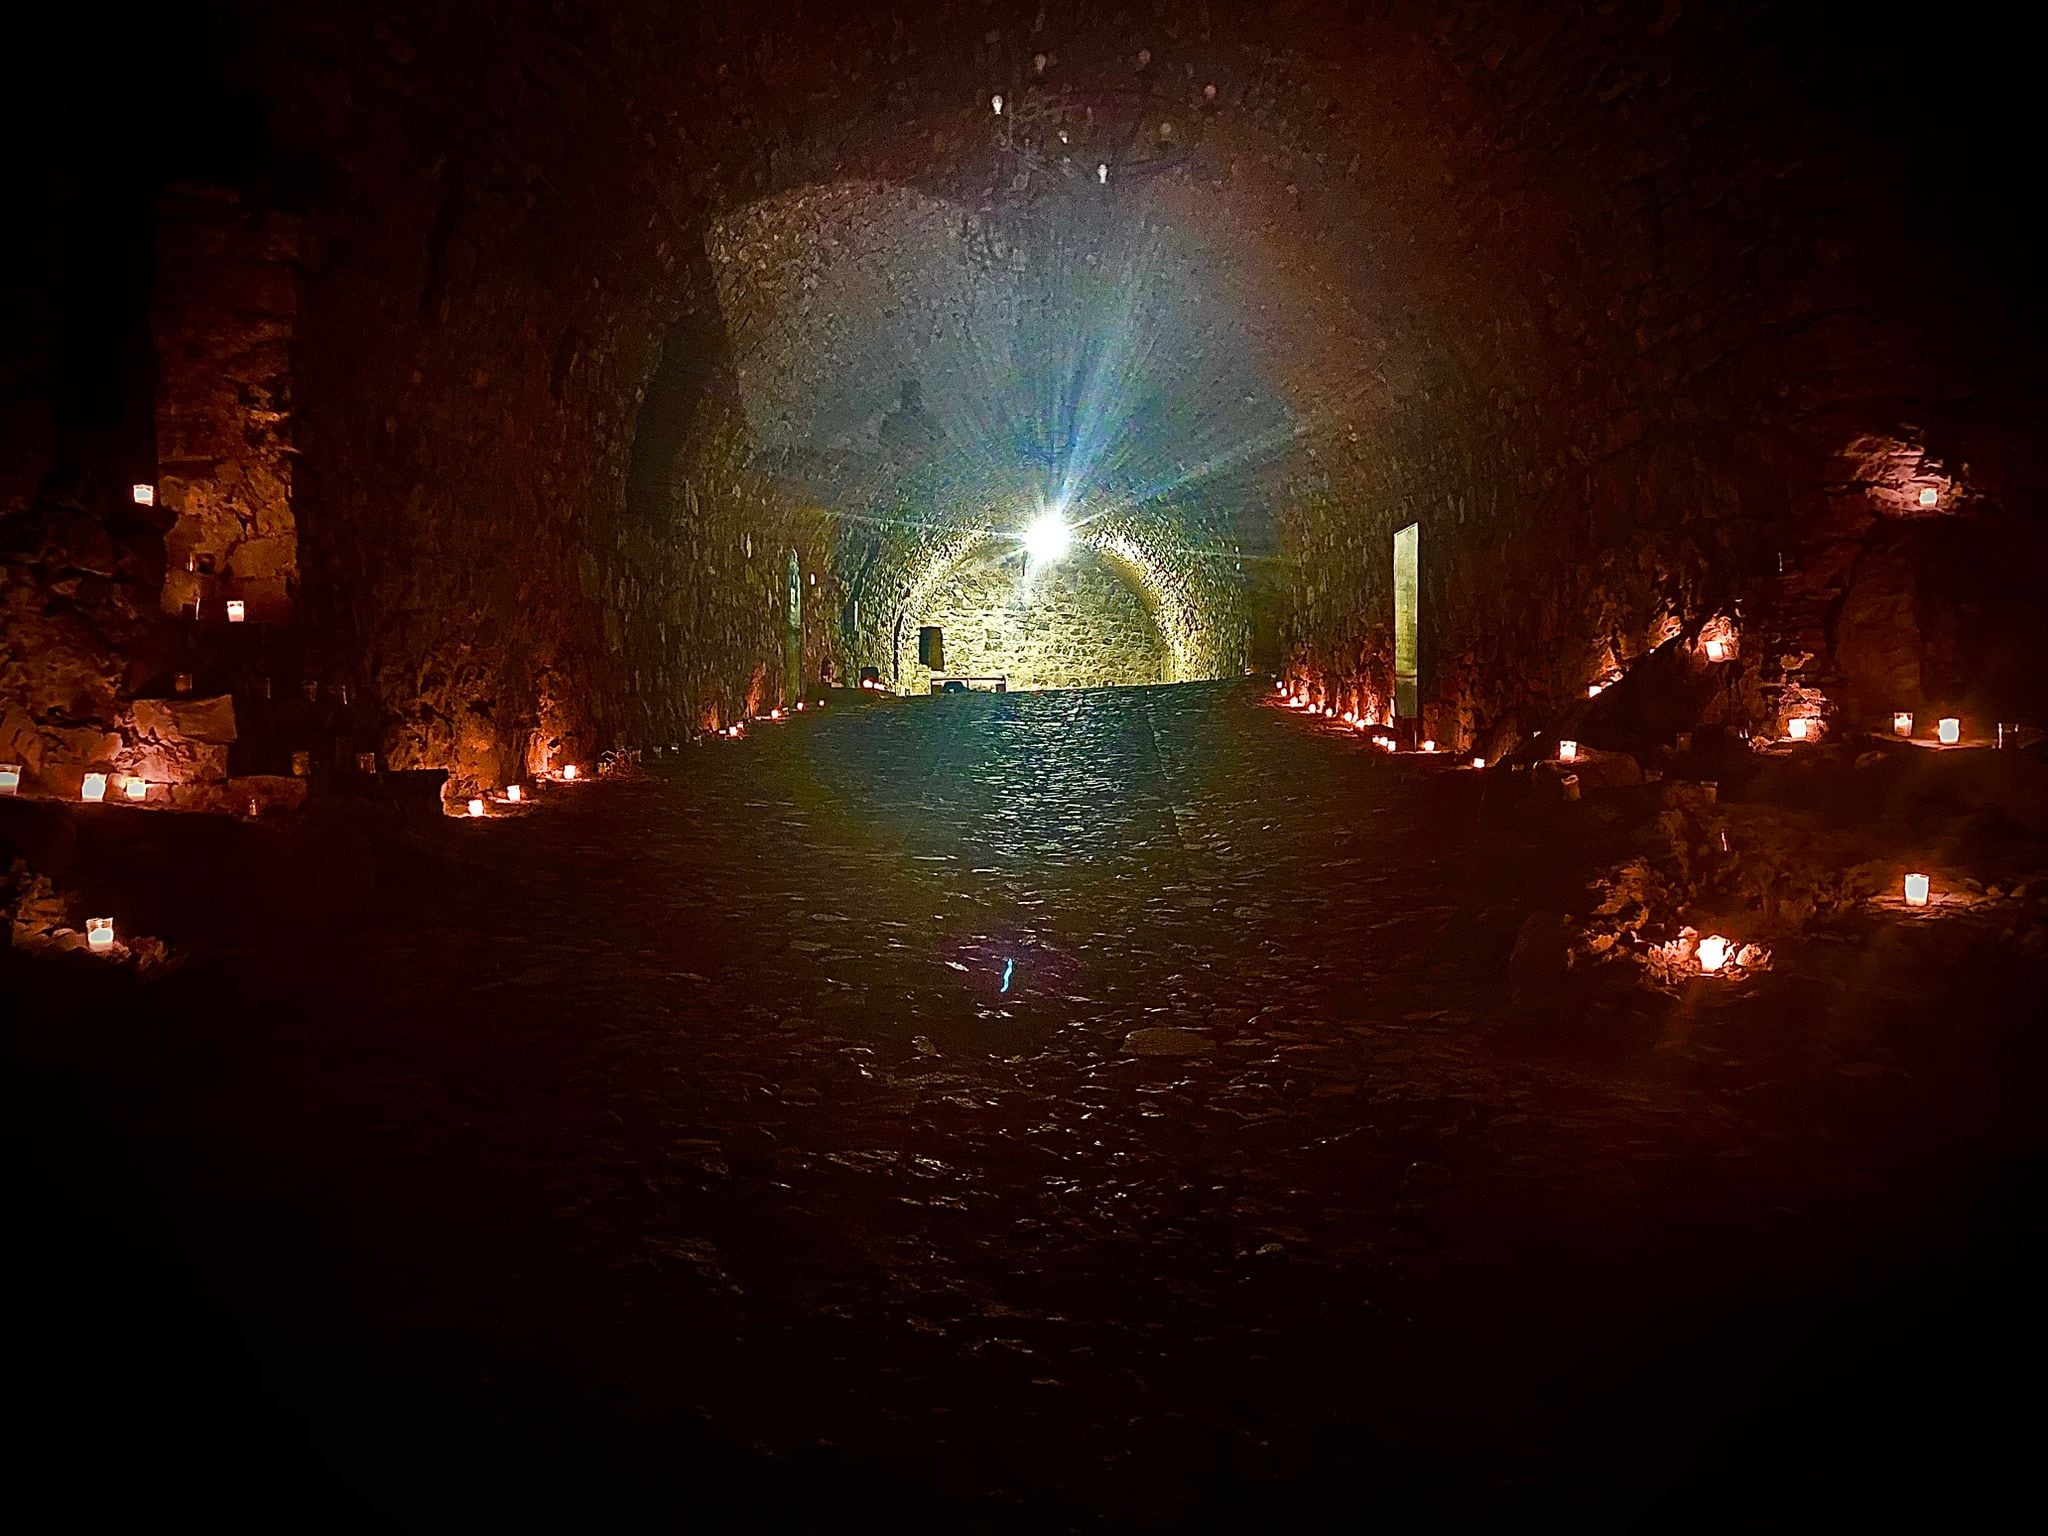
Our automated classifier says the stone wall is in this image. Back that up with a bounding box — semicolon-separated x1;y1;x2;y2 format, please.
904;547;1166;693
153;186;303;626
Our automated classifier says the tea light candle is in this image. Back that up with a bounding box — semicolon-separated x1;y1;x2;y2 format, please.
1471;756;1485;769
506;783;522;803
1559;740;1578;763
1704;638;1728;662
1697;934;1730;973
1420;739;1437;753
1893;711;1913;737
1937;717;1960;745
0;763;20;794
1587;682;1604;699
86;917;115;953
123;777;146;801
1918;487;1939;507
1788;717;1811;741
226;600;246;623
561;764;578;781
1903;872;1930;907
467;797;485;818
80;772;108;802
131;483;155;506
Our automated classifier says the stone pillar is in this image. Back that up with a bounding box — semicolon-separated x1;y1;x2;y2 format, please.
152;185;303;624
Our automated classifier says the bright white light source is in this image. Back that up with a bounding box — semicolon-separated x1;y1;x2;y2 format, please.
1471;756;1485;769
226;600;246;623
1937;716;1960;745
1558;740;1578;763
0;764;20;794
467;798;484;818
1918;486;1939;507
87;918;115;953
506;783;522;803
1904;872;1930;906
1705;638;1727;662
1894;711;1914;737
123;777;146;801
991;94;1003;116
1097;163;1109;184
1587;682;1604;699
1697;934;1731;973
1788;717;1811;741
81;772;108;802
132;483;155;506
561;763;579;781
1023;509;1073;563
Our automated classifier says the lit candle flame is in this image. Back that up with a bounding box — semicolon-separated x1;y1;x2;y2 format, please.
1697;934;1730;973
1904;872;1929;906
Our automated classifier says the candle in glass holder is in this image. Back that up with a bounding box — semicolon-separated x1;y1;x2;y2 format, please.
1697;934;1730;973
86;917;115;953
123;777;146;801
131;483;155;506
0;763;20;794
1937;717;1960;745
561;764;578;781
1704;638;1728;662
80;772;107;802
1471;756;1486;769
506;783;522;803
1893;711;1913;737
467;797;485;818
174;672;193;695
226;600;246;623
1559;740;1578;763
1903;872;1929;907
1420;739;1437;753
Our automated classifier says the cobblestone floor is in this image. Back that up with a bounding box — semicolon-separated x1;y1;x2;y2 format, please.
9;681;2043;1527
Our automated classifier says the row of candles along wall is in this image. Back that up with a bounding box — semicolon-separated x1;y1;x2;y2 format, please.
1273;682;1951;930
4;691;841;817
1275;687;1485;767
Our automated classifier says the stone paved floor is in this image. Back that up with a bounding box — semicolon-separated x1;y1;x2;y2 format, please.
8;680;2044;1527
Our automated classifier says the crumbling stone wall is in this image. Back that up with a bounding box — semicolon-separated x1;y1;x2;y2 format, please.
153;186;302;626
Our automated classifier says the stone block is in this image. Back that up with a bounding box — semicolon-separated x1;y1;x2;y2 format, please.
130;694;237;744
